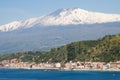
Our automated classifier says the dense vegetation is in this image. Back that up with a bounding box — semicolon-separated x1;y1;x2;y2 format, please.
0;34;120;63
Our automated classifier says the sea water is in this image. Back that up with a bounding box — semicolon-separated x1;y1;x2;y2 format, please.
0;69;120;80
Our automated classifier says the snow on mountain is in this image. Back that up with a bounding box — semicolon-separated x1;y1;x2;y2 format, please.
0;8;120;32
43;8;120;25
0;21;21;32
0;17;44;32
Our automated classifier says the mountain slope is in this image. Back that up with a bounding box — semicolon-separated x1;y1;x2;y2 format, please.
0;34;120;62
0;8;120;32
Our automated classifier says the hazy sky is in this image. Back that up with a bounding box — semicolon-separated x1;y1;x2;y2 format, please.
0;0;120;25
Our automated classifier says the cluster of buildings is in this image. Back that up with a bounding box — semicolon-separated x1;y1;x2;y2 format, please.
0;58;120;71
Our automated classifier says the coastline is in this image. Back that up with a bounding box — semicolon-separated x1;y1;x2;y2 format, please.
0;67;120;72
1;61;120;71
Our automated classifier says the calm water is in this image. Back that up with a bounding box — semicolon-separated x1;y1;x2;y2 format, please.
0;69;120;80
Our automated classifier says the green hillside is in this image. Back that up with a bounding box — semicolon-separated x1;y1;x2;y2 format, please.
0;34;120;63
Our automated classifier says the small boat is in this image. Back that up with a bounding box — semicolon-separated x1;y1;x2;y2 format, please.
44;69;59;72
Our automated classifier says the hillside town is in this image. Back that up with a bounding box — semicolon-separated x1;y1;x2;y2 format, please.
0;58;120;71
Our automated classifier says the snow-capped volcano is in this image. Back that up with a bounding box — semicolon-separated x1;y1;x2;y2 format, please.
1;8;120;54
0;8;120;32
42;8;120;25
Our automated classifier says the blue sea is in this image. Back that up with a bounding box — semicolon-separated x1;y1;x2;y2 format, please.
0;69;120;80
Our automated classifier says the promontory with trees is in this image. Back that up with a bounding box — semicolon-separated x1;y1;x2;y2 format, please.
0;34;120;63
